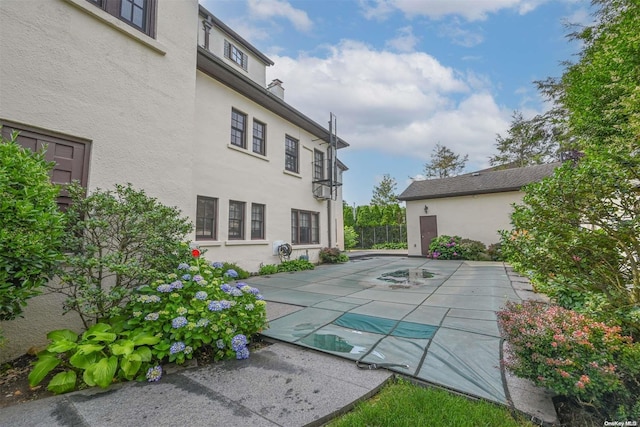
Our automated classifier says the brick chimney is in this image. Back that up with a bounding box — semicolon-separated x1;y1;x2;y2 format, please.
267;79;284;100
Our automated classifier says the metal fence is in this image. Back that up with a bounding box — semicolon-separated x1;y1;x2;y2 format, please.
354;225;407;248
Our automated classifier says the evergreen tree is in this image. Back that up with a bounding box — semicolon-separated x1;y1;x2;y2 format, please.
371;174;398;206
424;143;468;178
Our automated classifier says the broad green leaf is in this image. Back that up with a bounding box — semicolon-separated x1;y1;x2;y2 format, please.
77;343;104;355
47;339;78;353
93;356;118;388
47;329;78;343
48;371;77;394
83;331;117;343
28;357;61;387
120;357;141;380
83;365;96;387
111;340;134;356
131;333;160;346
69;351;99;370
133;346;152;362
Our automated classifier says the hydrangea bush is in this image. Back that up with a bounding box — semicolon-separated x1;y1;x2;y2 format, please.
124;253;267;368
498;300;640;419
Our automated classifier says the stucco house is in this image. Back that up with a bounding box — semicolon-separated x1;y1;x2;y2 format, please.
398;163;559;257
0;0;347;360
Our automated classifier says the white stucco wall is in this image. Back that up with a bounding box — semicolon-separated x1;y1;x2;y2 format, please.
193;71;341;271
405;191;523;256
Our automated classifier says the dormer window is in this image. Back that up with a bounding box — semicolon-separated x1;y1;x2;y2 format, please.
224;40;248;71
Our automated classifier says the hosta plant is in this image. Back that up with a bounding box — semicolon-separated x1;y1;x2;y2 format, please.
28;323;159;394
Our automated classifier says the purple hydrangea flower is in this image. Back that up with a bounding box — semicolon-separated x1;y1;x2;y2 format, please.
146;365;163;382
193;275;204;282
220;300;232;309
256;294;264;300
157;284;172;293
208;301;223;312
194;291;208;300
177;263;190;270
225;269;239;278
220;284;232;293
170;341;186;354
236;282;247;289
172;316;188;329
170;280;183;290
231;334;248;351
182;274;192;281
211;262;224;269
229;288;243;297
235;347;250;360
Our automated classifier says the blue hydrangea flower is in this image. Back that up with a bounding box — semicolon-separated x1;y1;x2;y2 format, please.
170;341;186;354
216;339;225;349
146;365;163;382
196;318;210;328
144;312;159;321
211;262;224;268
172;316;188;329
256;294;264;300
235;347;250;360
208;301;223;312
182;274;192;281
225;269;239;278
157;284;172;293
193;275;203;282
248;287;260;295
220;284;232;293
229;288;243;297
231;334;248;351
220;300;232;309
177;263;190;270
170;280;184;290
236;282;247;289
194;291;208;300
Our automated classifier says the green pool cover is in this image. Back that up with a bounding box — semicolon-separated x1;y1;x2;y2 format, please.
248;258;523;404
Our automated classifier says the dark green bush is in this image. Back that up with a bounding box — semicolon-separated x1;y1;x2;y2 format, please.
319;247;349;264
277;259;315;272
0;131;66;323
459;239;487;261
371;242;408;250
54;183;192;328
220;262;250;279
487;243;503;261
258;264;279;275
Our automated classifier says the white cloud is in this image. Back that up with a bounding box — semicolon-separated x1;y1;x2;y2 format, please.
247;0;313;32
360;0;553;21
438;19;484;47
385;26;420;52
266;41;511;169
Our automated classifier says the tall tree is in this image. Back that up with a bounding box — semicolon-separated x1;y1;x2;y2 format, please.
489;110;558;168
342;201;356;228
424;143;468;178
371;174;398;206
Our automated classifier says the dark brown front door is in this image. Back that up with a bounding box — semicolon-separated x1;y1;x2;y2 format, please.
419;215;438;256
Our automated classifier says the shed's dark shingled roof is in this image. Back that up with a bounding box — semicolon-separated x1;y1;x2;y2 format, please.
398;162;560;201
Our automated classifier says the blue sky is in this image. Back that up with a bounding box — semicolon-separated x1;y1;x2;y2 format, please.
202;0;592;206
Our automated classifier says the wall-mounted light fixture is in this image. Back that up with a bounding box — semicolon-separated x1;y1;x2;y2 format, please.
423;205;429;214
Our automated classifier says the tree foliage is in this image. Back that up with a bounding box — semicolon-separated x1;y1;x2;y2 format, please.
54;183;192;328
502;0;640;337
490;111;558;168
0;130;66;322
371;174;398;206
424;143;468;178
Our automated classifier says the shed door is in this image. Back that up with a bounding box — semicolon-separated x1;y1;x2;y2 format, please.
419;215;438;256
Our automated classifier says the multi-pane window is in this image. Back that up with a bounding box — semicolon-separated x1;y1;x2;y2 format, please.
291;209;319;245
224;40;248;71
285;135;299;173
196;196;217;240
230;109;246;148
313;150;324;180
251;203;265;240
252;120;266;155
86;0;156;37
228;200;245;240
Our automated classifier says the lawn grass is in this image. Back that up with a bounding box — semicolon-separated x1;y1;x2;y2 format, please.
327;378;534;427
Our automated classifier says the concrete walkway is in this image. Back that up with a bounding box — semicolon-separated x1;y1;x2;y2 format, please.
0;256;558;426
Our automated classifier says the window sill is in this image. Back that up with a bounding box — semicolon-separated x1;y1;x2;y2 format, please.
225;240;270;246
227;144;269;161
195;240;222;247
291;244;321;249
283;169;302;179
63;0;166;55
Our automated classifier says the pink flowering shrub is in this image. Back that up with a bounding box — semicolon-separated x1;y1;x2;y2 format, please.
498;300;640;419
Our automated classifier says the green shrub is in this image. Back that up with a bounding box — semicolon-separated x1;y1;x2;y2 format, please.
428;235;464;260
371;242;408;250
498;301;640;419
319;247;349;264
459;239;486;261
277;259;315;272
343;225;358;249
487;243;503;261
258;264;279;275
54;183;192;328
217;262;250;279
0;130;66;323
